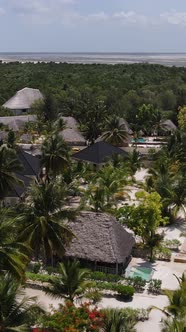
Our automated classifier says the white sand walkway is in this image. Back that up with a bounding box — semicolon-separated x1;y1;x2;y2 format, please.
23;288;168;332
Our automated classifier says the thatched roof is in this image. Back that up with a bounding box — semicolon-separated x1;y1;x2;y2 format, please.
119;118;133;135
62;116;78;129
3;88;43;110
65;212;135;264
0;115;36;131
161;119;177;131
59;128;85;146
72;141;126;164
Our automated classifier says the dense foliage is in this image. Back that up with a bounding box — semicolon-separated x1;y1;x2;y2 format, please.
1;62;186;127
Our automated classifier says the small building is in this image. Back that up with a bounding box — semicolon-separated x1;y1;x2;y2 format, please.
59;116;86;146
161;119;177;133
119;118;133;135
59;128;86;146
72;141;127;165
3;87;43;115
0;115;37;131
3;149;40;206
65;211;135;274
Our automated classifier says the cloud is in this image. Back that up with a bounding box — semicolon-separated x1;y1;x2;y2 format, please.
160;11;186;26
113;11;148;25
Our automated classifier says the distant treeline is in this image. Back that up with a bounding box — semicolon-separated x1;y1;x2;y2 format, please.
1;62;186;125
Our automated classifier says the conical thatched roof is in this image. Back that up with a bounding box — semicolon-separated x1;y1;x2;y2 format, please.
3;88;43;110
161;119;177;131
65;212;135;264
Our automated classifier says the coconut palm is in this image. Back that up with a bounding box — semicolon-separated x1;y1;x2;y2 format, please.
44;260;92;302
101;117;128;147
41;133;70;177
95;165;128;205
0;145;23;198
0;208;29;280
102;308;137;332
16;180;74;263
126;149;141;176
0;274;44;332
152;274;186;331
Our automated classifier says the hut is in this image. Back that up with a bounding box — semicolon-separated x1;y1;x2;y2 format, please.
3;87;43;115
0;115;37;131
160;119;177;133
119;118;133;135
65;212;135;275
72;141;127;165
59;116;86;146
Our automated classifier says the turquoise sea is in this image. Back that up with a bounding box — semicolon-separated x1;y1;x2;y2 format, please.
1;52;186;67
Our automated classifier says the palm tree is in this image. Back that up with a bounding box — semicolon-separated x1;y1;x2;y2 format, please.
126;149;141;176
0;145;23;198
0;208;29;280
152;274;186;331
0;274;43;332
44;260;92;302
102;308;136;332
16;180;74;263
101;117;128;147
41;133;70;177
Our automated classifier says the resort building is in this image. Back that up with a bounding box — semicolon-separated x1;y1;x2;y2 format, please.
72;141;127;165
4;149;40;205
65;211;135;274
3;87;43;115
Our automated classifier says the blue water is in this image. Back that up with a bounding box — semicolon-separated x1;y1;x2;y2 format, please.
126;267;153;281
1;52;186;66
131;138;146;143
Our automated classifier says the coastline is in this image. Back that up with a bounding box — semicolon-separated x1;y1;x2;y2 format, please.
1;52;186;66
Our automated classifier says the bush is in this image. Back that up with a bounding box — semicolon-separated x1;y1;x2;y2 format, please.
126;276;146;292
116;285;134;300
27;262;41;274
26;272;56;283
155;246;171;261
148;279;162;295
88;271;121;282
40;302;105;332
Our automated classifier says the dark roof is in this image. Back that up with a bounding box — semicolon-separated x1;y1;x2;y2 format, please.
72;141;126;164
7;174;32;198
65;212;135;264
17;149;40;176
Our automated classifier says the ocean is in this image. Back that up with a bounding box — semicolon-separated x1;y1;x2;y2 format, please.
1;52;186;67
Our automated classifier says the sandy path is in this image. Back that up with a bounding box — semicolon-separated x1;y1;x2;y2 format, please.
23;288;168;332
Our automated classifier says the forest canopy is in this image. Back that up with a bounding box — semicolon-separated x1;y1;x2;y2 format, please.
0;61;186;126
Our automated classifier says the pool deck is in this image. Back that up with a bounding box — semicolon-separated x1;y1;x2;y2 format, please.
128;257;185;290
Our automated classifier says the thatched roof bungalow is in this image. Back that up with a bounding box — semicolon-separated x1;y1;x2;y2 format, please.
65;212;135;274
3;88;43;115
59;116;86;146
0;115;36;131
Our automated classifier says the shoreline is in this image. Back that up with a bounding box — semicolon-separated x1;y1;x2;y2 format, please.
1;52;186;66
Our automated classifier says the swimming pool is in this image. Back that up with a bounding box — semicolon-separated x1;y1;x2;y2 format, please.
125;266;154;281
131;138;146;143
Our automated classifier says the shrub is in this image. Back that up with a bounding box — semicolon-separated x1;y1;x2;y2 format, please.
40;301;105;332
126;276;146;292
26;272;56;283
116;285;134;300
148;279;162;295
88;271;121;282
27;262;41;274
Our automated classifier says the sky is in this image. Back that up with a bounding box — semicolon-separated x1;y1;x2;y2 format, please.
0;0;186;52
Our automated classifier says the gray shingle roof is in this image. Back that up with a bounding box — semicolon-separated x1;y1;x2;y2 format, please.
3;87;43;110
65;212;135;264
72;141;126;164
